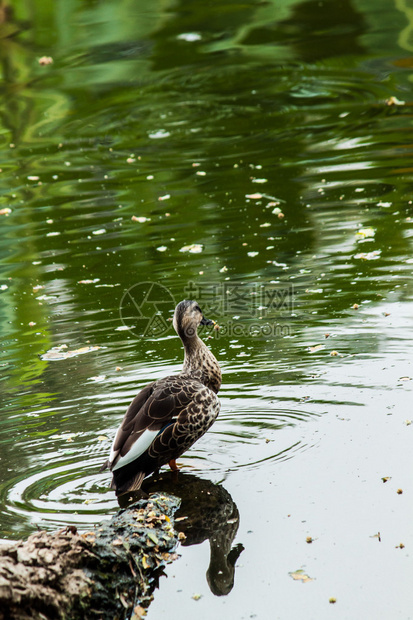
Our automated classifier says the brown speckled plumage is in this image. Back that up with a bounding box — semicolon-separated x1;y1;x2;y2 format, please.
101;300;221;495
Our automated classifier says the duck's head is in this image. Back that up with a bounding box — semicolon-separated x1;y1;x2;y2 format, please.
173;299;214;339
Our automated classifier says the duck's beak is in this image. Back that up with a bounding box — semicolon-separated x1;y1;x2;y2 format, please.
200;316;215;326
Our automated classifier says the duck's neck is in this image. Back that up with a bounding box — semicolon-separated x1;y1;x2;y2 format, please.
180;333;221;394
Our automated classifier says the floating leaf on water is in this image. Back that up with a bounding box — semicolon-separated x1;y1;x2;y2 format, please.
356;227;375;239
40;345;100;360
330;350;339;356
405;420;412;426
0;208;12;216
352;303;359;310
245;193;263;199
247;251;259;257
192;594;202;601
158;194;170;201
289;570;313;583
307;344;324;353
98;435;108;441
219;266;228;273
177;32;202;41
180;244;203;254
156;246;167;252
397;488;403;494
354;250;381;260
329;597;337;604
78;279;100;284
92;229;106;235
38;56;53;65
131;216;150;223
381;476;391;483
386;96;405;106
251;178;267;183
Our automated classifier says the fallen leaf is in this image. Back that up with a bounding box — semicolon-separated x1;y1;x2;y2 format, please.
78;279;100;284
0;208;11;216
356;227;375;239
180;244;203;254
307;344;324;353
289;570;313;583
354;250;381;260
131;216;150;223
112;538;123;546
40;345;99;361
386;96;405;106
38;56;53;65
147;532;159;545
131;606;147;620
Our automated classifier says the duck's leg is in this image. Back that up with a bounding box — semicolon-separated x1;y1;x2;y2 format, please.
168;458;179;471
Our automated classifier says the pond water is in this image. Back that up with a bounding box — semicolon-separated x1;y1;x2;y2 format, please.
1;0;413;618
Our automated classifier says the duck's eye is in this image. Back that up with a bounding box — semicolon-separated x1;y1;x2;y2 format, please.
195;305;202;313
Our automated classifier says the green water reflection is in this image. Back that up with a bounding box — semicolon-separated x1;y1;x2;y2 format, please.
0;0;413;618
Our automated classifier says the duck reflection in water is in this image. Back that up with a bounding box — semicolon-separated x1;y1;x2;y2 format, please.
119;471;244;596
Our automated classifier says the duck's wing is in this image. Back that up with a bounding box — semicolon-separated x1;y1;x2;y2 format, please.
101;376;216;473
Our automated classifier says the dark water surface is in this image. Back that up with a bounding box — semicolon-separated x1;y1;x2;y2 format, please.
1;1;413;618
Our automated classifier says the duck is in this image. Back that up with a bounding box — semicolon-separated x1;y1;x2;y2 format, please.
100;299;222;496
